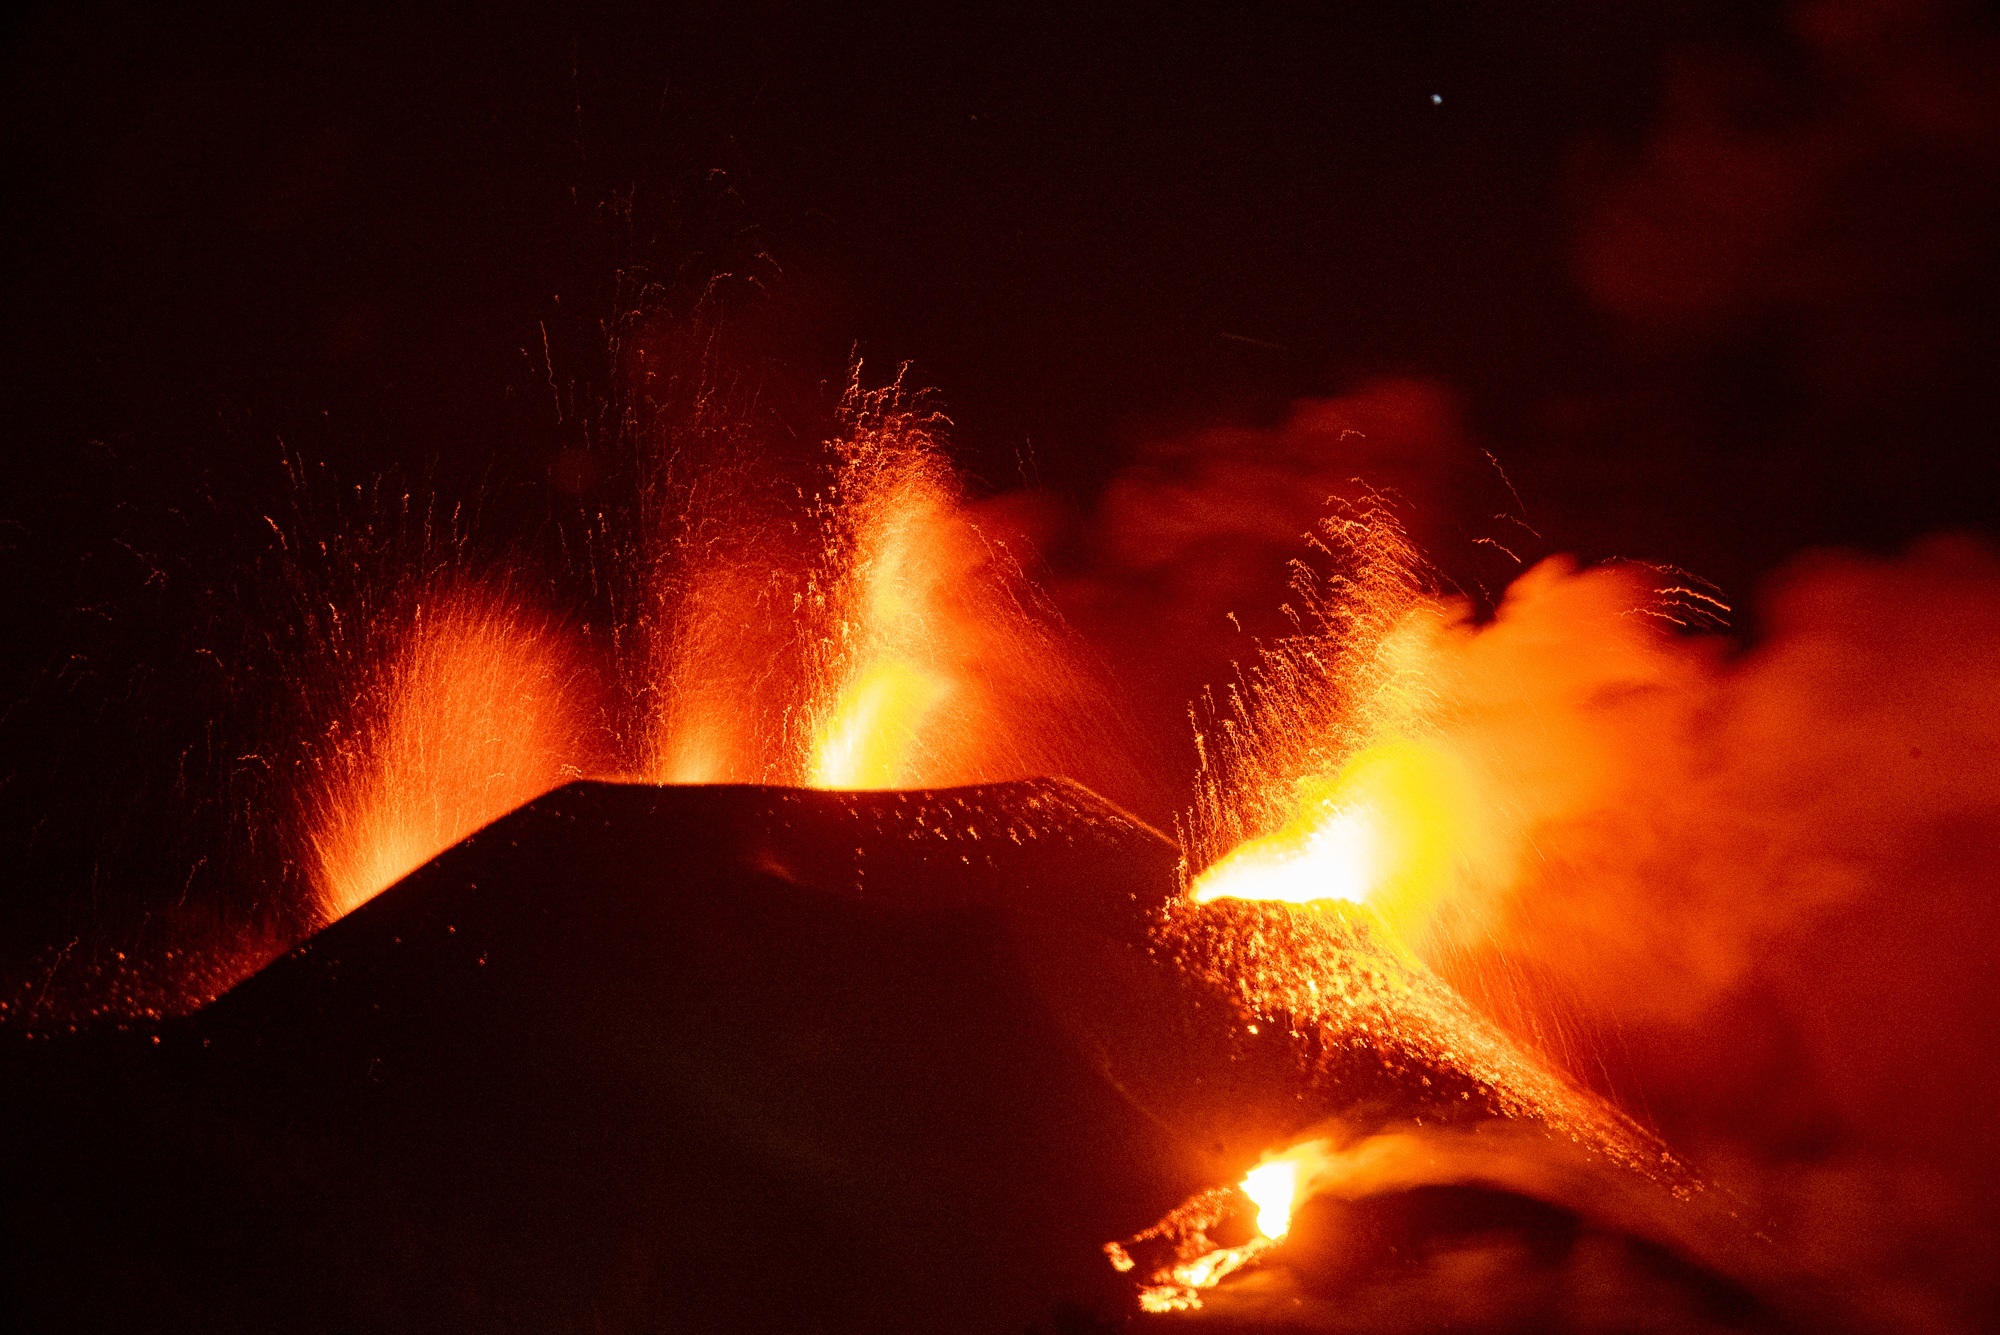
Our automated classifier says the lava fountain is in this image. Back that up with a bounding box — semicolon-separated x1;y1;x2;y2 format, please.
1104;505;1715;1314
298;367;1122;931
804;378;965;789
797;371;1127;795
624;366;1125;796
298;581;592;921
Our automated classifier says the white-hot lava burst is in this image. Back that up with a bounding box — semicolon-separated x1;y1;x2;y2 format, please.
803;380;964;789
1240;1156;1302;1240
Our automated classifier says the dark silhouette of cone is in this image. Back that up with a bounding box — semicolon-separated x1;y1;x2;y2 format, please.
4;779;1788;1333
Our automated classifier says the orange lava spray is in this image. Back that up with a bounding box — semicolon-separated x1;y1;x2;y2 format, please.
804;379;963;788
298;582;591;921
796;367;1127;794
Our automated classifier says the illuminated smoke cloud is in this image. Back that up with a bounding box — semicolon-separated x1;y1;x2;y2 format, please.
1043;378;1478;817
1421;538;2000;1329
1574;0;2000;399
1167;525;2000;1328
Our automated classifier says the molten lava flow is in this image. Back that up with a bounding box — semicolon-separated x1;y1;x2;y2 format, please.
302;585;588;921
1109;1124;1751;1316
1107;1139;1338;1313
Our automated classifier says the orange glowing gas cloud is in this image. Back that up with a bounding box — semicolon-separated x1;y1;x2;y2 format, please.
301;584;589;921
1181;504;1487;949
1191;735;1479;945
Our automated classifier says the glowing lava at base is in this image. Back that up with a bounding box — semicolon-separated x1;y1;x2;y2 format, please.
1108;1122;1730;1316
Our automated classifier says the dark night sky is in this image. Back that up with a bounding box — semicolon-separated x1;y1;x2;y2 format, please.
4;0;1999;961
12;1;1996;567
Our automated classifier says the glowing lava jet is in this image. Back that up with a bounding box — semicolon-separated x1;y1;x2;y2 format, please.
798;373;1117;796
1190;737;1471;935
302;583;591;922
805;390;964;790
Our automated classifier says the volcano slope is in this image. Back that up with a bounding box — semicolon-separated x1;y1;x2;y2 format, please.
3;780;1791;1333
